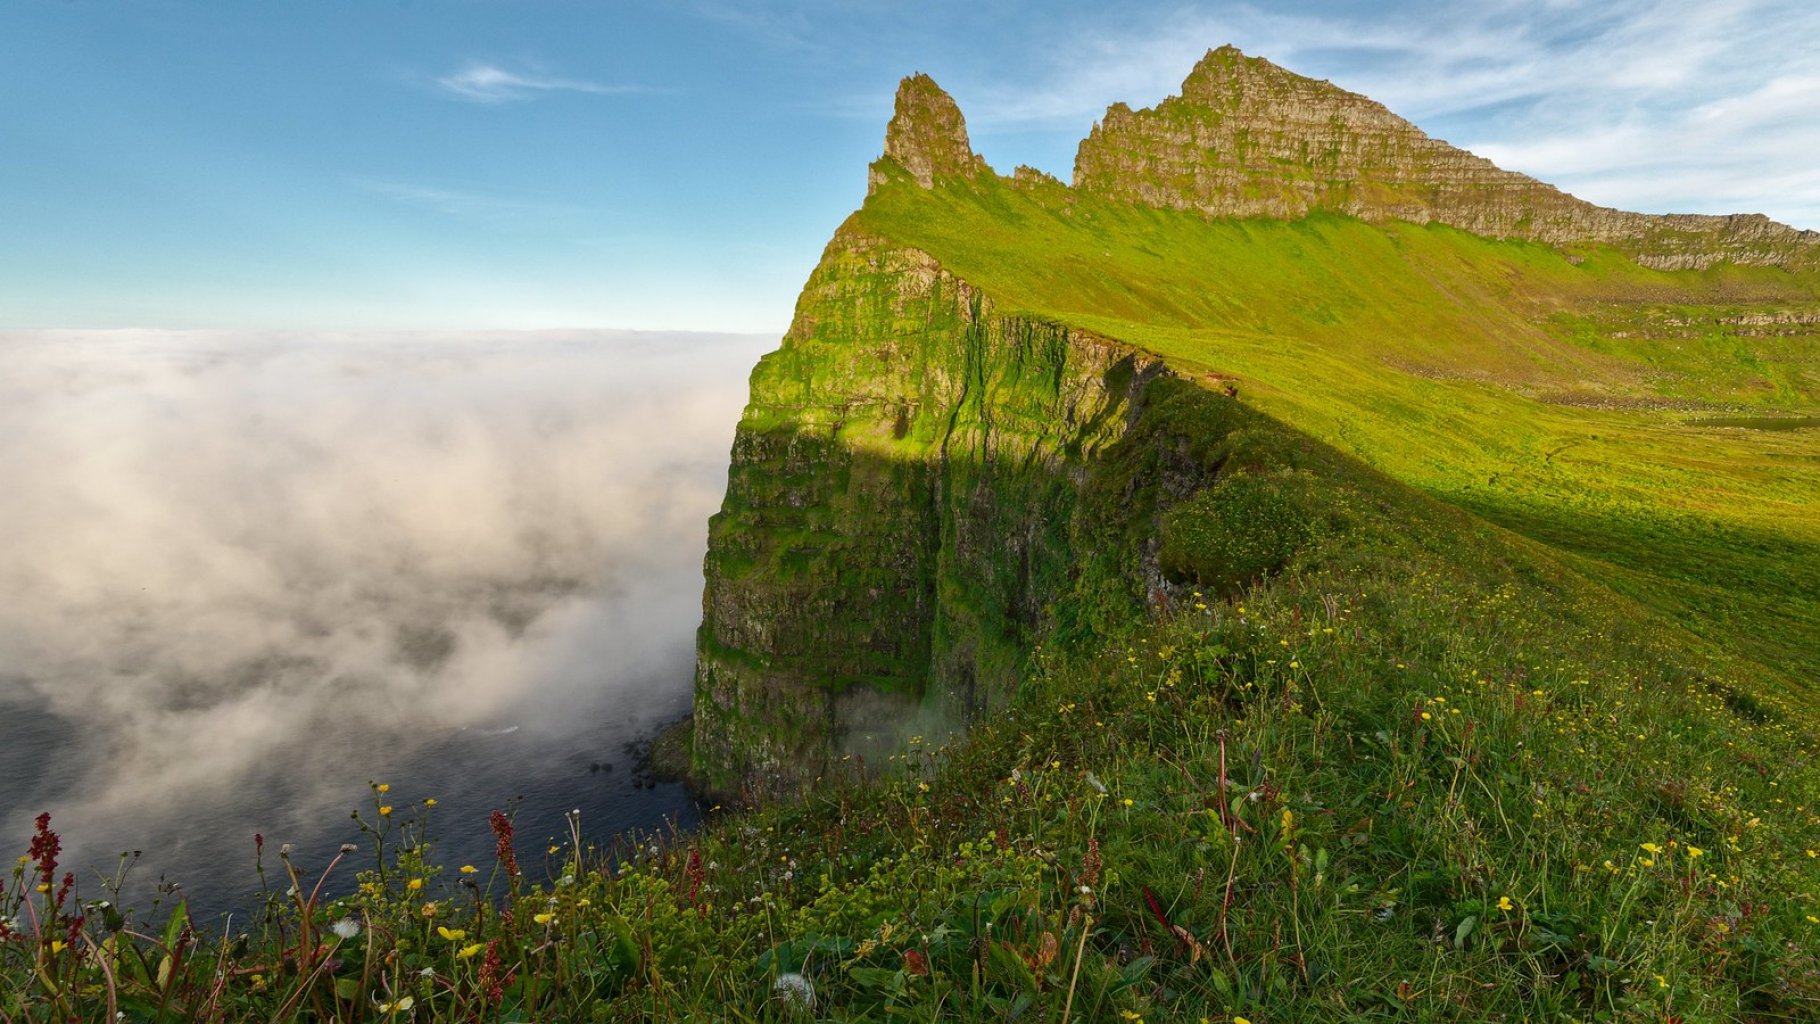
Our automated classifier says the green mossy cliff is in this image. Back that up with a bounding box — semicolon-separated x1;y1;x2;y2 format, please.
694;227;1192;799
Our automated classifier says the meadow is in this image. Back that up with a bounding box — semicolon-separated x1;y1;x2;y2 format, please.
5;175;1818;1020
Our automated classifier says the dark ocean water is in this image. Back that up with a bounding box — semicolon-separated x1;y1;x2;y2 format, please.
0;328;772;921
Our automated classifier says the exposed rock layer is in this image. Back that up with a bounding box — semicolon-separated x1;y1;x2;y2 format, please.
1072;46;1817;270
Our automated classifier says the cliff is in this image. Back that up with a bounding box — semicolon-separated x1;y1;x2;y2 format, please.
1074;46;1819;270
693;60;1820;800
692;224;1211;798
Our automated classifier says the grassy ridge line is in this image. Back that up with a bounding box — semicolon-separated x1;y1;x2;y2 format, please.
855;171;1820;686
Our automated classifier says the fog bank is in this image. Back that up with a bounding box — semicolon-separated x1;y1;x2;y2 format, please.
0;328;771;896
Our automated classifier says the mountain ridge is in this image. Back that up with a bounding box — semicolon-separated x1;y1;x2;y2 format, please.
877;45;1819;271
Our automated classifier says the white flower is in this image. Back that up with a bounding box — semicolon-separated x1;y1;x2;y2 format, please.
773;972;816;1008
330;918;361;940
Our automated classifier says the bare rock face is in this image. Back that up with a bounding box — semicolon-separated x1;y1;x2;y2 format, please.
1072;45;1818;270
869;73;990;193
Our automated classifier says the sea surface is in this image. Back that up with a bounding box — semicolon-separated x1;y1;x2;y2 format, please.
0;328;774;920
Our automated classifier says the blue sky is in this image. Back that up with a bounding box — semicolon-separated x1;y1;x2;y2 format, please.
4;0;1817;332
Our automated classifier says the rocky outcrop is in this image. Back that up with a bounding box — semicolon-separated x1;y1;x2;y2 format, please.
1073;46;1819;270
868;74;990;193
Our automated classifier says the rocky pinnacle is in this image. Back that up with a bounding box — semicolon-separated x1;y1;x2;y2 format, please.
870;73;989;193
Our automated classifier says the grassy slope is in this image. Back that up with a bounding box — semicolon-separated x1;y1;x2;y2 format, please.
8;176;1820;1021
855;170;1820;689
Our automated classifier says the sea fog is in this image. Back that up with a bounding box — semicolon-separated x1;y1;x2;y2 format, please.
0;328;773;917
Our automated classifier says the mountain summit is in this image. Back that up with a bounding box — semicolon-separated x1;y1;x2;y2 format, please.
868;47;1815;270
868;72;988;193
1070;46;1817;269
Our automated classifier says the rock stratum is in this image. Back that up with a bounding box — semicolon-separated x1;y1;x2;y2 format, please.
1074;46;1819;271
691;47;1820;799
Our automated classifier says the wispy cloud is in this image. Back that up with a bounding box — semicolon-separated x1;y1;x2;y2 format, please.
433;61;651;103
956;0;1820;228
354;179;589;224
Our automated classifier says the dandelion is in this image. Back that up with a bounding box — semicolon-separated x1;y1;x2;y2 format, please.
330;918;362;940
774;972;816;1008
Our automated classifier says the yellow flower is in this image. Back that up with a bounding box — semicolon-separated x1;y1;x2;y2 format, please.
457;942;485;959
376;783;390;793
533;912;555;925
421;902;439;917
460;864;478;874
406;878;423;891
376;995;413;1013
1686;845;1705;859
1122;798;1134;808
1420;712;1432;721
437;926;466;941
1496;895;1514;912
48;940;66;954
1235;1017;1253;1024
379;806;393;817
1640;842;1662;854
423;798;437;807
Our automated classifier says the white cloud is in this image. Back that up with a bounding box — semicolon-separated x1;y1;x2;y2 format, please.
0;329;773;890
959;0;1820;228
433;61;649;103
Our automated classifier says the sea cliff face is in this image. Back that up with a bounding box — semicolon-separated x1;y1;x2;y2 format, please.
691;224;1181;799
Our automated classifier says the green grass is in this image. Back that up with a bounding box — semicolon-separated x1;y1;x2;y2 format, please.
7;169;1820;1020
855;169;1820;686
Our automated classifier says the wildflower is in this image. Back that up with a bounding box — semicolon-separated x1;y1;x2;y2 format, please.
533;912;555;925
423;798;437;807
774;972;816;1008
1686;845;1705;859
48;940;66;954
373;995;413;1013
1640;843;1662;854
457;942;485;959
1235;1018;1253;1024
460;864;478;874
376;783;390;793
330;918;361;940
421;902;439;917
437;926;466;941
1120;1012;1143;1022
1496;896;1514;912
379;806;393;817
1122;798;1134;808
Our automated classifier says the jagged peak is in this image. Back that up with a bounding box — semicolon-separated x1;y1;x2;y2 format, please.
870;73;989;193
1072;45;1817;269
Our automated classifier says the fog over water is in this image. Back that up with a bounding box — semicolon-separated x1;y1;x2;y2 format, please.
0;328;773;916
